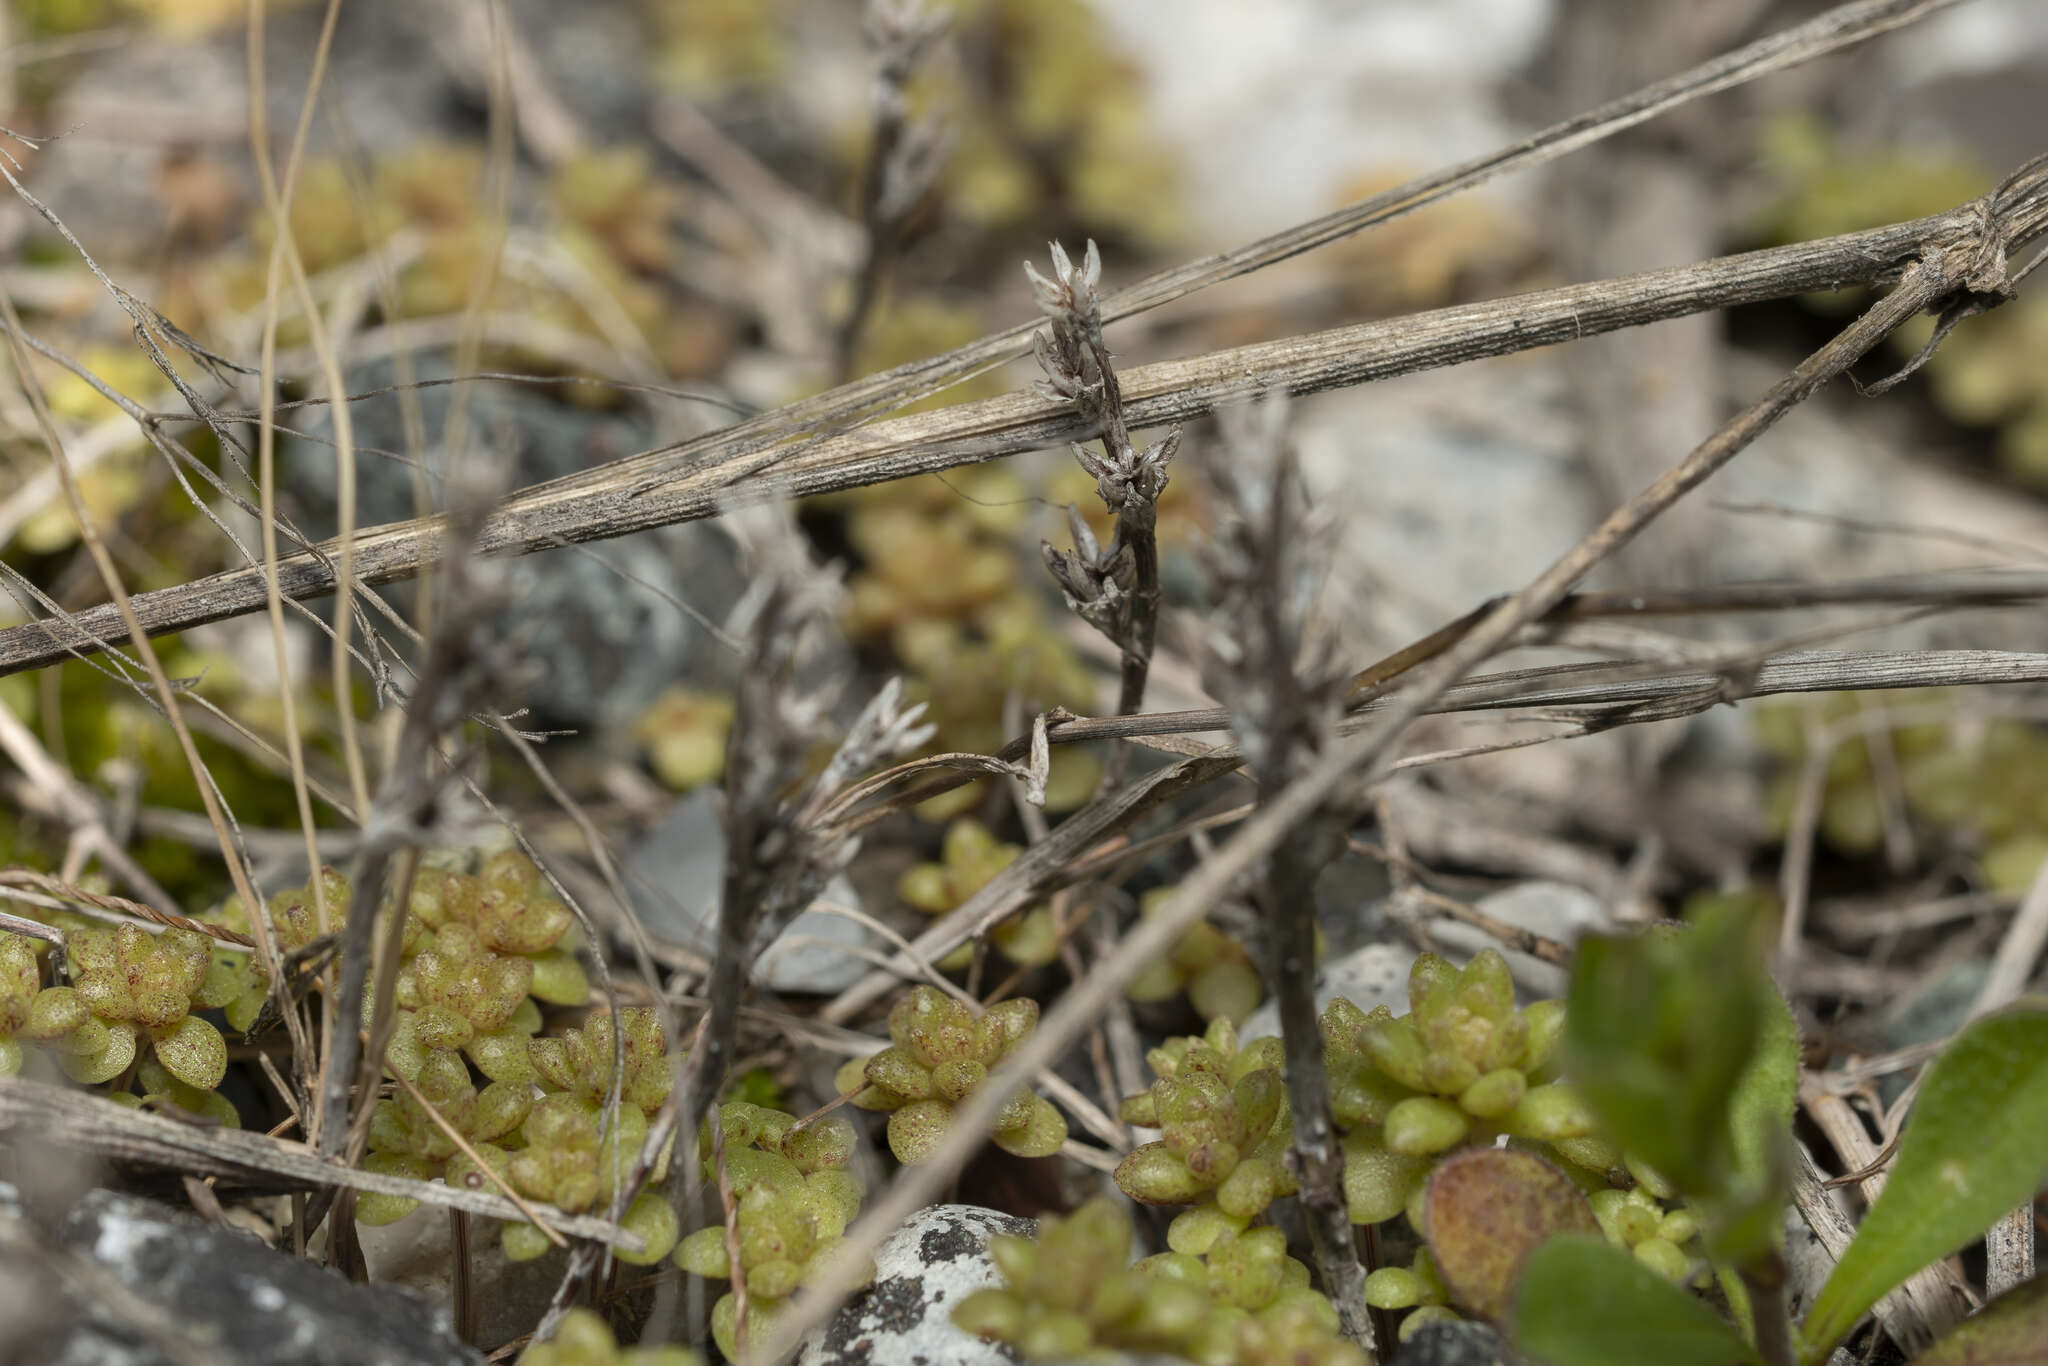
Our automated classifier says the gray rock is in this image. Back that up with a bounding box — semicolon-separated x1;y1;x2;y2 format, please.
1421;882;1613;999
1242;942;1418;1043
799;1204;1032;1366
623;788;880;993
288;365;744;732
0;1180;478;1366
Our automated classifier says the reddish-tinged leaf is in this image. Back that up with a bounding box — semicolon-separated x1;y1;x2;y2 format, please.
1424;1146;1599;1321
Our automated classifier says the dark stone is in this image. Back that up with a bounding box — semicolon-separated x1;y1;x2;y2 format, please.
0;1181;479;1366
1392;1319;1530;1366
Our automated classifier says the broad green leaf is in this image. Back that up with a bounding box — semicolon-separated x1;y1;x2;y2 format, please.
1424;1147;1599;1321
1714;973;1801;1264
1727;973;1798;1186
1513;1235;1760;1366
1908;1273;2048;1366
1803;1008;2048;1361
1564;906;1777;1206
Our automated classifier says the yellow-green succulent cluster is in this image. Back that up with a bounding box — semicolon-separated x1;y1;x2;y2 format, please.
451;1007;677;1263
0;932;55;1078
836;986;1067;1164
359;1045;535;1228
1588;1184;1702;1285
1759;118;2048;486
348;852;663;1265
1323;951;1603;1230
492;1088;680;1265
952;1197;1361;1366
210;136;718;385
838;475;1102;819
695;1100;866;1236
1361;1246;1457;1344
674;1104;872;1360
518;1307;703;1366
889;0;1181;249
197;867;356;1038
899;819;1061;969
0;919;233;1099
381;855;588;1069
633;687;735;792
1114;1018;1296;1249
1755;692;2048;893
1123;887;1265;1026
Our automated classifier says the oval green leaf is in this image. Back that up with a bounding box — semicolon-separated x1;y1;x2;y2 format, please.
1804;1007;2048;1361
1513;1234;1760;1366
1425;1146;1599;1321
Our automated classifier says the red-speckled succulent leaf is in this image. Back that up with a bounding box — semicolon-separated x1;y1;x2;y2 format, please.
1424;1146;1599;1321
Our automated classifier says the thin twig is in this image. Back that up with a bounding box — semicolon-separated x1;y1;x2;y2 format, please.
390;1069;568;1249
1032;240;1181;774
769;133;2046;1366
1198;392;1369;1348
0;1076;642;1247
833;0;949;380
8;50;2023;679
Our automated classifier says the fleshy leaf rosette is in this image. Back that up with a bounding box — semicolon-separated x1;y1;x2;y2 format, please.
57;923;226;1090
1114;1017;1296;1246
529;1007;674;1114
673;1176;874;1360
1122;885;1266;1026
837;986;1066;1164
898;819;1062;968
697;1102;866;1234
953;1197;1209;1362
953;1196;1361;1365
1322;950;1605;1231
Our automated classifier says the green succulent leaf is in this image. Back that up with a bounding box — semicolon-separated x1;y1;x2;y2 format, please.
152;1015;227;1091
1802;1007;2048;1362
1513;1234;1760;1366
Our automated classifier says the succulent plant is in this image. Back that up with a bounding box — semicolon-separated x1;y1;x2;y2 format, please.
952;1197;1210;1364
1321;951;1604;1230
550;146;681;276
48;922;227;1090
1231;1299;1370;1366
1361;1246;1459;1343
518;1307;703;1366
1115;1017;1296;1247
356;1044;533;1228
1122;886;1265;1025
1755;690;2048;895
673;1172;874;1360
838;476;1102;822
837;986;1067;1164
380;855;586;1082
898;819;1062;969
206;866;364;1033
528;1008;674;1114
698;1102;864;1225
632;687;735;792
954;1196;1358;1366
0;933;45;1077
1588;1185;1703;1284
